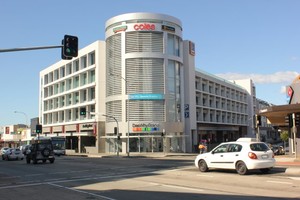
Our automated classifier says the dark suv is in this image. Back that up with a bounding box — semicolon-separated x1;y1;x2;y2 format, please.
26;139;55;164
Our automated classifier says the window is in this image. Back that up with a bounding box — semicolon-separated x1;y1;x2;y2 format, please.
213;144;229;153
81;73;87;86
73;76;79;88
167;34;181;56
74;92;79;104
60;81;65;93
228;144;242;152
90;87;95;100
250;143;269;151
73;59;79;72
60;66;65;78
89;70;95;83
81;56;87;69
66;63;72;75
88;51;95;66
67;79;72;90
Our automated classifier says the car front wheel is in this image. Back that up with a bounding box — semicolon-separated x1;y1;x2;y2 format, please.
236;161;248;175
198;160;209;172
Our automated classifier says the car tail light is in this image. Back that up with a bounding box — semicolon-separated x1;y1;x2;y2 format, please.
248;152;257;159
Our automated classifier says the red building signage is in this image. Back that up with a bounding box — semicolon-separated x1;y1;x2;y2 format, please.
134;23;156;31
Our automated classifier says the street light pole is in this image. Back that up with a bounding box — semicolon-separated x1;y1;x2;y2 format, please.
103;114;119;157
109;73;130;157
14;111;29;128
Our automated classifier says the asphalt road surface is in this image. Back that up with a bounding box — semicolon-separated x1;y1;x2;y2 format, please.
0;155;299;200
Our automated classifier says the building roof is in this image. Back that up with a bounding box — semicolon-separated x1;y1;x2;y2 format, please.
258;104;300;125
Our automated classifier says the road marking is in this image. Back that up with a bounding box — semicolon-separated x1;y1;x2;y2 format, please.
0;170;154;190
197;174;214;178
266;180;292;185
149;182;204;192
161;184;204;192
48;182;117;200
288;177;300;181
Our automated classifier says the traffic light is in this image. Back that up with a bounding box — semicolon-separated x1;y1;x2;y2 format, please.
80;107;86;116
285;114;293;128
114;127;118;135
295;113;300;126
255;115;261;128
36;124;42;133
63;35;78;58
61;40;72;60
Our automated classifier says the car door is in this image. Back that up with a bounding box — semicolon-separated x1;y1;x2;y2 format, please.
225;143;243;169
207;144;230;169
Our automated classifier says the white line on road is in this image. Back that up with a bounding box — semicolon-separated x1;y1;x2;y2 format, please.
149;182;204;192
266;180;293;185
196;174;214;178
47;182;117;200
288;177;300;181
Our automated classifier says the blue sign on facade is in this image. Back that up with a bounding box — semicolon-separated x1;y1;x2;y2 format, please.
129;93;164;100
184;112;189;118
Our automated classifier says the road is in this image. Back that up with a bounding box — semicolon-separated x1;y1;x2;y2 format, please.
0;155;299;200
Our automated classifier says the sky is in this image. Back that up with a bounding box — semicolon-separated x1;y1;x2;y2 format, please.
0;0;299;126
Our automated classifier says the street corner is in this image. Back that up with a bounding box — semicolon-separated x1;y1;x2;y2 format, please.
284;167;300;175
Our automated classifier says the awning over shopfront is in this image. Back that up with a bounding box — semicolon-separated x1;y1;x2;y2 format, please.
258;104;300;126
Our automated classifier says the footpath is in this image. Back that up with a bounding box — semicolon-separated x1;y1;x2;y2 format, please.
66;152;300;175
274;155;300;175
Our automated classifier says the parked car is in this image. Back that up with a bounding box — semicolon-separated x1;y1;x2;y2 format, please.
19;144;31;155
0;147;10;155
2;148;25;161
195;138;275;175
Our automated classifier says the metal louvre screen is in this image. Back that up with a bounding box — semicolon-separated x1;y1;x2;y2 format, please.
125;32;163;53
106;100;122;123
106;35;122;97
126;58;164;94
128;100;165;122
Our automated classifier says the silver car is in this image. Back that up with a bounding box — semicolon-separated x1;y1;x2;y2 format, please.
2;148;25;161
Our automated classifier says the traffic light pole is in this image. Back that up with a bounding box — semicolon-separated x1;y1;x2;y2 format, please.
0;45;63;53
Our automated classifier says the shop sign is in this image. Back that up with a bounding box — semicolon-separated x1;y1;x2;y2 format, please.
132;123;160;132
162;25;175;32
80;123;94;131
113;25;127;33
189;41;195;56
134;23;156;31
286;86;294;104
129;93;164;100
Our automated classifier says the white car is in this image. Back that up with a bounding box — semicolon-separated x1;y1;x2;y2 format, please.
0;147;10;155
195;138;275;175
2;148;25;161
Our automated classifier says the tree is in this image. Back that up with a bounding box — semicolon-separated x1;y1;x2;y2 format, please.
280;130;289;142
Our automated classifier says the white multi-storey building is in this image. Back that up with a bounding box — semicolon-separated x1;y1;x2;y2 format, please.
38;13;259;154
39;41;106;154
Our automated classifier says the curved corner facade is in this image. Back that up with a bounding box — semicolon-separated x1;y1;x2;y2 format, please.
105;13;185;153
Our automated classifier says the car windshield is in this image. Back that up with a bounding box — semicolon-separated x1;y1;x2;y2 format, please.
37;143;53;150
249;143;269;151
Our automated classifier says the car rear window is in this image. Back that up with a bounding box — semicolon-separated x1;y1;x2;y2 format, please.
249;143;269;151
37;143;53;150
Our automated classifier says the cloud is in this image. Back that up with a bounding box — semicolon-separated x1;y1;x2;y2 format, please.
215;71;299;84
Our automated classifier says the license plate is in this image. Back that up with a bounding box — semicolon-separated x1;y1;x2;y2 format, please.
262;155;268;159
